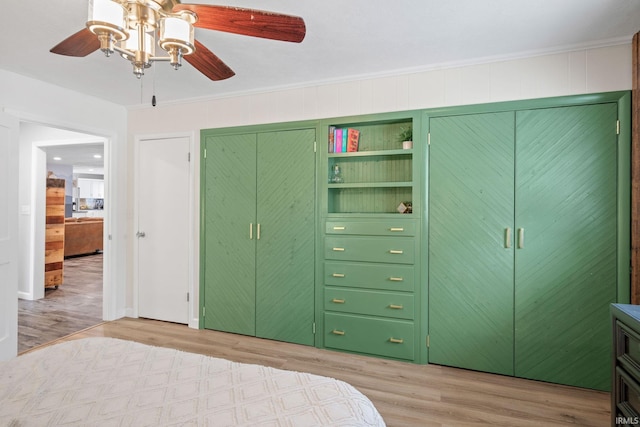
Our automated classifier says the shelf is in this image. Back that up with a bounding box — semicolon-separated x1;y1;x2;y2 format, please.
328;149;413;158
324;116;415;216
328;182;412;189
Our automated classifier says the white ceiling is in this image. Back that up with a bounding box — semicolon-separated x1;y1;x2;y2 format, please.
1;1;638;108
21;123;106;174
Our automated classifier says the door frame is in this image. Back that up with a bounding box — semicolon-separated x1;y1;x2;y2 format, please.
133;132;197;328
0;111;19;360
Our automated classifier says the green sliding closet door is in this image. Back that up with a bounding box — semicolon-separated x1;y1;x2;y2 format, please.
428;112;515;375
203;133;257;335
255;130;316;345
514;103;618;390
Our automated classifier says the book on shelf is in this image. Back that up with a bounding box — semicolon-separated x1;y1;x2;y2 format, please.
328;127;360;153
334;128;343;153
347;128;360;152
342;129;347;152
328;126;335;153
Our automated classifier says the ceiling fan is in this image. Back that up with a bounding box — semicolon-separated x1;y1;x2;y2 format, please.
50;0;306;81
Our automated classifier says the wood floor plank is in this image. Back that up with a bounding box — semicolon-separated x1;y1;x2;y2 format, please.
28;317;610;427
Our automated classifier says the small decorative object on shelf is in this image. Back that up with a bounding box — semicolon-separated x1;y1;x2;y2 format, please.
397;201;412;214
398;126;413;150
330;164;344;183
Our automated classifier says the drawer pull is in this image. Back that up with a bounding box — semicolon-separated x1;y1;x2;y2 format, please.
332;329;345;336
389;250;404;254
389;277;404;282
389;337;404;344
389;227;404;232
389;304;403;310
332;247;345;252
333;226;346;230
332;273;345;278
332;298;345;304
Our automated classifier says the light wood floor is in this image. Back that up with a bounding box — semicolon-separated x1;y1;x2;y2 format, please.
28;317;610;427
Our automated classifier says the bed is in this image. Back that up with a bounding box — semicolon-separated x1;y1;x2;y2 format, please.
0;337;385;426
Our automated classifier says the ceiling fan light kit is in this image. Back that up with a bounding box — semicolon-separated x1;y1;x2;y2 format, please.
51;0;306;82
87;0;195;78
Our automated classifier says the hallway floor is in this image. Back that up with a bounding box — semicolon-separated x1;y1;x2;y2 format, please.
18;253;103;353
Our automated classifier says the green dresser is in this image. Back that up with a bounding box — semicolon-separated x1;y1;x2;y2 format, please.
323;218;418;361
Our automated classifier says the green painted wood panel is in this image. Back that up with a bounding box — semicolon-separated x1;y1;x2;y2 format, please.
255;129;316;346
324;287;414;319
514;103;618;391
325;312;415;360
428;112;516;376
203;134;257;335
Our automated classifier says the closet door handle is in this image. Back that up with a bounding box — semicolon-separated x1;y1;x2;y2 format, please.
249;223;253;240
257;223;261;240
505;227;511;248
517;228;524;249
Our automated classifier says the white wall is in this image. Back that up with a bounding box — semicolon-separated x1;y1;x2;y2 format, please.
127;42;632;327
0;69;128;321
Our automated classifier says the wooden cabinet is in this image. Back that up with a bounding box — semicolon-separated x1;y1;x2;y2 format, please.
428;102;621;390
611;304;640;425
319;111;423;362
45;178;65;289
201;128;316;346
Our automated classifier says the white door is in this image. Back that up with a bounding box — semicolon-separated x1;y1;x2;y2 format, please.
136;136;190;324
0;112;19;360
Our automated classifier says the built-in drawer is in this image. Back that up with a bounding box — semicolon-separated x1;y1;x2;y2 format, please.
324;236;414;264
324;261;414;292
615;367;640;419
616;321;640;376
325;287;414;320
325;312;414;360
326;220;416;236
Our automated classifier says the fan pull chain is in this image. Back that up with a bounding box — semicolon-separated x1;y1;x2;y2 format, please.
152;66;157;107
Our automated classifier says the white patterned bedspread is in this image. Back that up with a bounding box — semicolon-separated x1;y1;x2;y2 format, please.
0;337;385;426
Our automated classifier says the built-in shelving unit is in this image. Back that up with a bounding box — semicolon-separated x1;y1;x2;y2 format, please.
318;111;422;363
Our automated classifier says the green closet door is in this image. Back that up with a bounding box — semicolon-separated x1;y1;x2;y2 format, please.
255;129;316;345
203;134;257;335
514;103;618;390
429;112;515;375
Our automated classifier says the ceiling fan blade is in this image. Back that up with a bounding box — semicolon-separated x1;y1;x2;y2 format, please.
185;40;235;81
50;28;100;57
173;4;306;43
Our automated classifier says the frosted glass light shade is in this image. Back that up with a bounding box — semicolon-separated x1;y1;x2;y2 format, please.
87;0;127;40
159;17;194;54
121;29;155;57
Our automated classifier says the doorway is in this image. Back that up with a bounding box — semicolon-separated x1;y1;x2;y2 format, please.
17;123;108;353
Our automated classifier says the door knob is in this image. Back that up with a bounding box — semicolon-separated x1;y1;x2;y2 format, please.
136;231;146;238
